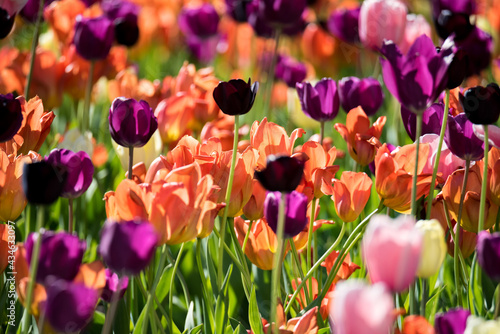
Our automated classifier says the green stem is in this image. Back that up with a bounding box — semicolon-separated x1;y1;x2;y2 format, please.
165;249;191;304
102;276;126;334
478;126;489;233
495;283;500;318
289;240;310;305
270;192;286;334
195;240;215;330
241;220;254;252
217;115;240;288
411;113;423;217
420;278;428;316
409;283;417;315
169;243;185;334
426;89;450;219
24;0;45;99
128;147;134;180
455;159;470;307
320;122;325;146
82;60;95;133
68;198;74;234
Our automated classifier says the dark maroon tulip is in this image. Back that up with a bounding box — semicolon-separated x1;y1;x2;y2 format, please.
434;10;473;40
99;220;158;276
102;0;140;47
247;1;306;38
73;15;114;61
0;93;22;142
445;113;484;161
380;35;454;113
264;190;308;238
477;231;500;282
0;8;15;39
225;0;252;22
446;48;467;89
434;308;470;334
454;27;493;78
255;155;305;192
213;78;259;116
109;97;158;148
338;76;384;116
44;280;98;333
46;149;94;199
260;0;306;28
296;78;339;122
401;103;444;141
179;4;219;38
275;56;307;88
101;269;129;303
20;0;55;23
25;231;86;283
22;160;68;205
432;0;476;17
327;7;360;44
459;84;500;125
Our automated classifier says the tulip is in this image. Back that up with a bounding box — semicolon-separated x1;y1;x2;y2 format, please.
243;179;267;220
447;222;477;259
460;84;500;125
435;308;470;334
213;78;259;116
477;231;500;282
380;35;454;113
112;130;162;171
20;0;55;22
22;160;67;205
44;280;98;333
327;7;360;44
101;269;129;303
464;316;500;334
331;171;372;223
25;231;86;283
255;155;305;193
358;0;407;50
432;0;476;18
401;103;444;141
399;14;432;55
445;113;484;160
415;219;446;278
0;224;10;274
109;97;158;148
264;190;308;238
331;280;395;334
99;220;158;276
259;0;306;28
73;15;114;61
247;2;306;38
179;4;219;38
102;0;140;47
104;179;150;222
434;10;473;41
0;0;29;16
338;77;384;116
454;27;493;79
420;134;464;183
362;215;422;292
46;149;94;199
275;56;307;88
446;49;468;89
225;0;251;23
58;128;94;158
321;250;360;281
296;78;339;122
0;8;14;39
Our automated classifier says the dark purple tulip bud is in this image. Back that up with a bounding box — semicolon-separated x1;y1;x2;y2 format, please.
73;15;114;61
46;149;94;199
102;0;140;47
432;0;476;21
459;84;500;125
296;78;339;122
225;0;252;23
213;78;259;116
0;8;15;39
255;155;305;192
179;4;220;38
454;27;493;79
81;0;100;6
101;269;129;303
25;231;86;283
260;0;307;28
477;231;500;282
434;308;470;334
99;220;158;276
446;49;468;89
327;7;360;44
338;76;384;116
20;0;55;23
380;35;454;113
44;280;98;333
275;56;307;88
264;190;308;238
0;93;22;142
22;160;68;205
109;97;158;148
434;10;473;40
247;2;306;38
401;103;444;141
445;113;484;161
185;34;220;64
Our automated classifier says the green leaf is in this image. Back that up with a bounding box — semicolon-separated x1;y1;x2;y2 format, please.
318;329;330;334
113;298;130;334
189;324;204;334
249;286;264;334
156;264;174;304
425;284;446;325
215;265;233;334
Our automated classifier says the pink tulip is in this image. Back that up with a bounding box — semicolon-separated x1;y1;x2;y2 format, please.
358;0;407;50
362;215;422;292
330;280;394;334
473;124;500;149
399;14;432;55
420;134;464;183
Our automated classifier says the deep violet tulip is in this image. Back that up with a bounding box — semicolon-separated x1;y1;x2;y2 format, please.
401;103;444;141
225;0;252;23
20;0;55;23
477;231;500;282
22;160;68;205
213;78;259;116
338;76;384;116
446;48;468;89
459;83;500;125
101;269;129;303
73;15;114;61
454;27;493;78
0;93;22;142
179;4;219;38
434;308;471;334
432;0;476;18
275;56;307;88
102;0;140;47
0;8;15;39
444;113;484;161
327;7;360;44
264;190;308;238
296;78;339;122
260;0;307;28
25;231;86;283
247;1;306;38
255;155;305;193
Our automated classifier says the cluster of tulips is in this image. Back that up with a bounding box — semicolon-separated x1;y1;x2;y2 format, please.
3;0;500;333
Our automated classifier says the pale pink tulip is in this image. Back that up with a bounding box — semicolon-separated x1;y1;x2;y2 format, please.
399;14;432;55
420;134;464;183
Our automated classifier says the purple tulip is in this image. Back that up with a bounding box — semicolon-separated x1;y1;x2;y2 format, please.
99;220;158;276
22;160;68;205
275;56;307;88
46;149;94;199
213;78;259;116
477;231;500;282
327;7;360;44
44;280;98;333
260;0;306;28
185;34;220;64
25;231;86;283
264;190;308;238
435;308;471;334
109;97;158;148
380;35;454;113
0;93;22;142
20;0;55;22
247;1;306;38
225;0;251;22
255;155;305;193
102;0;140;47
73;15;114;61
460;84;500;125
401;103;444;141
179;4;219;38
338;76;384;116
0;8;15;39
101;269;129;303
444;113;484;161
454;27;493;79
296;78;339;122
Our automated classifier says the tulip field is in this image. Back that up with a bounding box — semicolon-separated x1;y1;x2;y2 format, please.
3;0;500;333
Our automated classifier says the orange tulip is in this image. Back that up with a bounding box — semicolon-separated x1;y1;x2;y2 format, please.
200;111;248;152
252;303;319;334
489;147;500;207
321;250;360;282
250;117;306;169
44;0;87;45
0;47;25;96
104;179;151;222
0;97;55;156
374;143;435;213
73;260;107;292
0;150;41;222
395;316;435;334
334;106;386;166
243;179;267;221
331;171;372;222
291;277;319;309
0;224;10;274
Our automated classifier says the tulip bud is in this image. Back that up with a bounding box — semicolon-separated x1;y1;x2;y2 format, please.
0;93;22;142
435;10;473;40
73;15;114;61
264;190;308;238
102;0;140;47
338;76;384;116
327;7;360;44
460;84;500;125
415;219;446;278
179;4;220;38
255;155;305;192
213;78;259;116
22;160;67;205
435;308;470;334
101;269;129;303
477;231;500;282
260;0;307;28
275;56;307;88
296;78;339;122
445;113;484;161
0;8;15;39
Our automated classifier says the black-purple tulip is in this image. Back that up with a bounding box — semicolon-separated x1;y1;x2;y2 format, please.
73;15;115;61
0;93;22;142
477;231;500;282
0;8;15;39
102;0;140;47
213;78;259;116
459;83;500;125
22;160;68;205
444;113;484;161
255;155;305;193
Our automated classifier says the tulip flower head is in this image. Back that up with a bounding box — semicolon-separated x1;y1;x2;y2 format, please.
275;55;307;88
464;316;500;333
101;269;129;303
0;7;15;39
296;78;339;122
415;219;446;278
434;308;471;334
0;93;21;142
264;190;308;238
460;83;500;125
401;103;444;141
338;76;384;116
327;6;360;44
331;171;372;223
213;78;259;116
259;0;307;28
255;155;305;192
22;160;67;205
454;27;493;79
225;0;251;23
102;0;140;47
445;113;484;161
73;15;115;61
477;231;500;282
